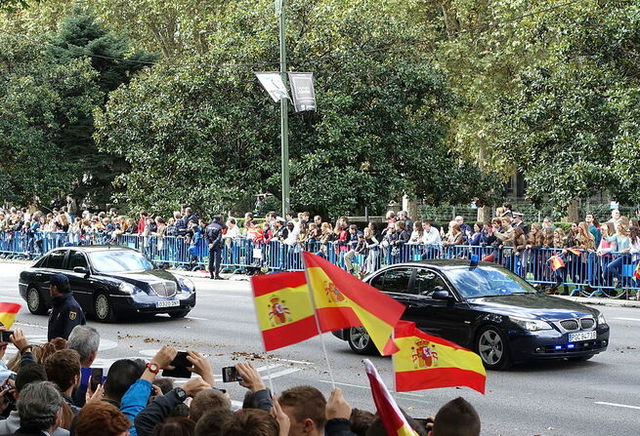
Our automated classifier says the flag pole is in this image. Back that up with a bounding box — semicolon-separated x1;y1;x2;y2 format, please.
302;251;336;389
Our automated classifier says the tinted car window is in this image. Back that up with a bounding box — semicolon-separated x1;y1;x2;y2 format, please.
443;266;536;298
379;268;413;294
68;251;88;270
415;269;448;298
88;250;154;273
47;251;66;270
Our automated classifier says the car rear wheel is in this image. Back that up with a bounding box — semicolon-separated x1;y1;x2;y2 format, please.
27;287;47;315
476;326;511;370
347;327;378;355
94;293;117;323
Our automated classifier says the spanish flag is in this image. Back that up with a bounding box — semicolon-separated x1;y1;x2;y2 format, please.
548;255;565;271
251;272;319;351
393;321;486;394
363;359;419;436
567;248;582;256
303;252;405;355
0;303;21;329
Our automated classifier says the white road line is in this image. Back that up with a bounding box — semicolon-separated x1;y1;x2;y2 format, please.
257;364;283;372
264;368;301;379
613;317;640;322
186;316;210;321
595;401;640;410
271;358;313;366
317;379;369;390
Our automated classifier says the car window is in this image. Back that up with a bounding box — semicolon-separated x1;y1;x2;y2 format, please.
47;251;66;270
379;268;413;294
67;251;88;270
443;266;536;298
414;269;449;298
88;250;154;273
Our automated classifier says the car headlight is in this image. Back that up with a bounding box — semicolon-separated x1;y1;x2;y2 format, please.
510;317;553;331
119;282;137;294
177;276;195;292
597;313;607;325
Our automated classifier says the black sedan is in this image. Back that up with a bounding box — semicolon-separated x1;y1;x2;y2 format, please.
333;260;609;369
18;246;196;322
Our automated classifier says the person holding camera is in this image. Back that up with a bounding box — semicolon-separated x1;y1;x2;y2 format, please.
47;274;86;342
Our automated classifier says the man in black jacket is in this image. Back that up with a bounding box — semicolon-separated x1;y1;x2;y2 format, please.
205;216;224;280
47;274;86;341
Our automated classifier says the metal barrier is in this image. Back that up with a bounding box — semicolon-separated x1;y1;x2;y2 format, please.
0;231;637;298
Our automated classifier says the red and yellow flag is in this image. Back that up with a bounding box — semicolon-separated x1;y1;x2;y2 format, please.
393;321;486;394
303;252;405;355
567;248;581;256
363;359;419;436
548;255;565;271
0;303;21;329
251;272;319;351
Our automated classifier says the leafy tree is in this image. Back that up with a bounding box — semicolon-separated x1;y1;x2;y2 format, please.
0;34;101;206
95;0;496;218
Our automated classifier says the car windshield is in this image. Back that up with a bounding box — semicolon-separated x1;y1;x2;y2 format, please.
443;266;536;298
88;250;154;273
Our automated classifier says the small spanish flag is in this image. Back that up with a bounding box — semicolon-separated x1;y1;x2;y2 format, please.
393;321;486;394
251;272;319;351
303;252;405;355
0;303;21;329
363;359;419;436
634;263;640;281
548;255;565;271
567;248;582;256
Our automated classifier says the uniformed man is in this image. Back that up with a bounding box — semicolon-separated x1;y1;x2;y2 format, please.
205;216;224;280
48;273;86;341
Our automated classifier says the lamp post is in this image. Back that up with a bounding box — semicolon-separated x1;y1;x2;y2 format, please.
277;0;289;217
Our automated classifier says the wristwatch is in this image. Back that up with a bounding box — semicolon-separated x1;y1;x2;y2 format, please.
146;362;160;375
174;387;187;401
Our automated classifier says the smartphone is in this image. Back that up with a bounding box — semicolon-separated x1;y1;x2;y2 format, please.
0;331;13;343
90;368;103;392
162;351;191;378
221;366;243;383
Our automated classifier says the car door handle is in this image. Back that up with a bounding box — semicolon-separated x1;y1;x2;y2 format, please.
35;274;42;278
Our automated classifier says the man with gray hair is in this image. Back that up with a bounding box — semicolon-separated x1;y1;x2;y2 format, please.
15;381;64;436
68;325;100;368
68;325;100;407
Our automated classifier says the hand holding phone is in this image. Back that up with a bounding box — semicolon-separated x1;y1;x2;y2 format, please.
0;331;13;343
90;368;103;392
162;351;191;378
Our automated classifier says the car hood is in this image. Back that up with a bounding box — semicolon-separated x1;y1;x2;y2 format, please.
466;293;598;320
100;269;179;287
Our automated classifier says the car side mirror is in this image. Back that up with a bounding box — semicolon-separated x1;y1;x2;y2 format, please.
73;266;89;276
433;289;452;300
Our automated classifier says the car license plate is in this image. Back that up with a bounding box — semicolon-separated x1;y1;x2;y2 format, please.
156;300;180;308
568;331;597;342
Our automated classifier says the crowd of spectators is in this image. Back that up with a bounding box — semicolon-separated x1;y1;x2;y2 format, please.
2;200;639;293
0;323;481;436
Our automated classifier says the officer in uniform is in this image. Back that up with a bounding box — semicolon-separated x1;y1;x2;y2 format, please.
205;216;224;280
48;273;86;341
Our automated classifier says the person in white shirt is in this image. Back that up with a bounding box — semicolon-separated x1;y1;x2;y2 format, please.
421;220;442;260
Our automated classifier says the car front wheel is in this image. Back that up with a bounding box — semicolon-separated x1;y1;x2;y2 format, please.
94;293;117;323
27;287;47;315
347;327;378;355
476;326;511;370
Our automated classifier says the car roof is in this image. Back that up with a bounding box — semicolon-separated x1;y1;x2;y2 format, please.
387;259;503;270
49;246;136;252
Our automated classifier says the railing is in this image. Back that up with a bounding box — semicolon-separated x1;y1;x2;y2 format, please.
0;231;638;299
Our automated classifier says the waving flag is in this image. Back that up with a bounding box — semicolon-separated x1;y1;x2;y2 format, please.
363;359;418;436
393;321;486;394
251;272;318;351
0;303;21;329
548;255;565;271
567;248;582;257
303;252;405;355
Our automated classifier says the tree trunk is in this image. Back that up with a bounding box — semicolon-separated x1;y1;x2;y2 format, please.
477;206;491;223
565;199;580;223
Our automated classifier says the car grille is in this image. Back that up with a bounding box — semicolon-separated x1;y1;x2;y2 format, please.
581;318;595;329
560;319;579;331
151;282;177;298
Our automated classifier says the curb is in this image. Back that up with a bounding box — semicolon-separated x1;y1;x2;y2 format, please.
557;295;640;309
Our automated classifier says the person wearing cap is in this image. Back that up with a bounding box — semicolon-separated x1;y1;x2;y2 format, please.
512;212;529;235
205;216;224;280
47;274;86;341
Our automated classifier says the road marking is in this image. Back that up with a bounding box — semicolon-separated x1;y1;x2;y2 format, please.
595;401;640;410
317;379;369;390
613;317;640;322
28;335;118;351
186;316;210;321
264;368;301;379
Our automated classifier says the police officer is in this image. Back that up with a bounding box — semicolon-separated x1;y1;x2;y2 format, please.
205;216;224;280
48;273;86;341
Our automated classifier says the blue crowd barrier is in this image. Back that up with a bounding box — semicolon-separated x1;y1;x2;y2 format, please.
0;231;637;298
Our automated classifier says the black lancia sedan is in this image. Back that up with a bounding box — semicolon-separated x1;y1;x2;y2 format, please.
333;260;609;369
18;246;196;322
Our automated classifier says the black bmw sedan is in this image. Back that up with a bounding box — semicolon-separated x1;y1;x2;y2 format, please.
333;260;609;369
18;246;196;322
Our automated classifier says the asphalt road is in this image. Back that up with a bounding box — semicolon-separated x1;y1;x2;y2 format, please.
0;261;639;436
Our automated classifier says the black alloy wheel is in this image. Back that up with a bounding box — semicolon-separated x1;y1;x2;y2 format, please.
347;326;378;355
